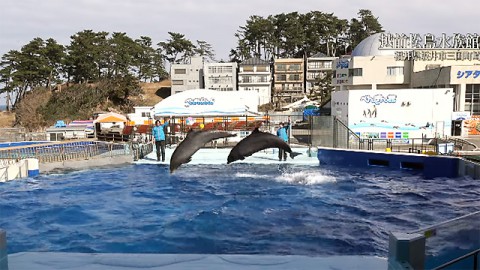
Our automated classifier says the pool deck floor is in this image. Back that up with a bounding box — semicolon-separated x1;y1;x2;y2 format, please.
136;144;321;166
7;145;390;269
8;252;387;269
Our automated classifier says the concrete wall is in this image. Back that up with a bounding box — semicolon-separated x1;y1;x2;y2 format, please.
0;159;39;182
0;230;7;270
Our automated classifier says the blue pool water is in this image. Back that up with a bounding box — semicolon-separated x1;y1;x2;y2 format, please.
0;163;479;257
0;141;50;148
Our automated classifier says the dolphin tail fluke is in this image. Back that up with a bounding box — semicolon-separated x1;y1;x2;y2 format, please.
290;152;302;159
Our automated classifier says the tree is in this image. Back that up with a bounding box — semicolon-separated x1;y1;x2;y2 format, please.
349;9;383;49
158;32;196;64
308;70;335;104
43;38;65;90
195;40;215;62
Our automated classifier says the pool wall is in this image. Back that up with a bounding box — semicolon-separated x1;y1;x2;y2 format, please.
317;147;461;179
0;158;39;182
0;230;7;270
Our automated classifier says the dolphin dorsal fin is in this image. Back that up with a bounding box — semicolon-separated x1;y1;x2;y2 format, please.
252;127;260;133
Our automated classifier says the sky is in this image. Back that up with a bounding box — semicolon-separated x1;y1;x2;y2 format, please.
1;0;478;61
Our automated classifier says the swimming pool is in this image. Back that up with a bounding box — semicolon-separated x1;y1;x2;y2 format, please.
0;162;478;257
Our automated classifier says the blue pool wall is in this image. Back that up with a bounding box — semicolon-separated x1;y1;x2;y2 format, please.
316;147;461;179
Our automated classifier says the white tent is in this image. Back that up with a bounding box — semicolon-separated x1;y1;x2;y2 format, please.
282;96;319;109
153;89;259;117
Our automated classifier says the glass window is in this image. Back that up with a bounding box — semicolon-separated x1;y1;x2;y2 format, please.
387;66;404;76
348;68;363;77
276;64;286;71
174;69;186;74
465;84;480;114
172;80;184;85
243;65;254;72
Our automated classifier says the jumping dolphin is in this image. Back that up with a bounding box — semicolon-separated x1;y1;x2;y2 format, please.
227;128;301;164
170;130;236;173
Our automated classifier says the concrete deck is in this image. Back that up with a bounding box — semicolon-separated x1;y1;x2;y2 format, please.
8;252;387;270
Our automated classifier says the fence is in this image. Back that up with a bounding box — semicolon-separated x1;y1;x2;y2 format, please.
0;140;146;163
388;211;480;270
307;116;476;155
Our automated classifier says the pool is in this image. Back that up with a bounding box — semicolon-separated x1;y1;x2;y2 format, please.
0;162;479;257
0;141;50;148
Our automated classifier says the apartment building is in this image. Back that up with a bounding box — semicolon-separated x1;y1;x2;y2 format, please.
170;56;204;95
306;52;337;94
203;62;238;91
238;57;272;105
273;58;305;105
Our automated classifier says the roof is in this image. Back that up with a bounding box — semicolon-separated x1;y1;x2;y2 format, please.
310;52;327;58
351;32;395;57
153;89;259;117
94;112;127;123
240;57;270;66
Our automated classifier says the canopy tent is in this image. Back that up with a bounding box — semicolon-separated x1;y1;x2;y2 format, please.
94;112;128;123
153;89;259;117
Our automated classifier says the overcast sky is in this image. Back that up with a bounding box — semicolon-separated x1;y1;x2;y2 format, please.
0;0;478;61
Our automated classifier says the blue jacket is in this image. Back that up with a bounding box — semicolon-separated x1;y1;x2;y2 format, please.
152;121;169;141
276;124;289;142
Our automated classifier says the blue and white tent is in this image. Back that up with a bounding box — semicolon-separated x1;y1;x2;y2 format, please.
153;89;259;117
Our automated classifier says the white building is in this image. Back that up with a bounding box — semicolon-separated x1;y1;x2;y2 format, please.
238;57;272;106
332;88;454;139
306;52;337;94
203;62;238;91
332;32;480;136
170;56;204;95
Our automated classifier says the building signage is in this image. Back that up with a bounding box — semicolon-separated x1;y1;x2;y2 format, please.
184;97;215;108
378;33;480;61
360;94;397;105
456;70;480;79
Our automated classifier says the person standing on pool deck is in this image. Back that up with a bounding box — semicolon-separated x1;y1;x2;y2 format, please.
152;118;170;162
276;117;290;161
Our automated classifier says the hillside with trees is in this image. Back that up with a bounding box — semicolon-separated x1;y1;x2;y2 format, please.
0;9;382;131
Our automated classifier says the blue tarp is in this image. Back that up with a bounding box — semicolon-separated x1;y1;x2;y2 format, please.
54;120;67;128
303;108;320;121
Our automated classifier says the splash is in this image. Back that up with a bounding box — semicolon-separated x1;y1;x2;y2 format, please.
276;170;337;185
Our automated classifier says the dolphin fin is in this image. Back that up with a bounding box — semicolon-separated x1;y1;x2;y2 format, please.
290;152;302;159
252;127;260;133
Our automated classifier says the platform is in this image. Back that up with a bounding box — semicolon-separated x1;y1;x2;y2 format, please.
7;252;387;270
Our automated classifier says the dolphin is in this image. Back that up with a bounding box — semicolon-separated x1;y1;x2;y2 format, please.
227;128;301;164
170;129;236;173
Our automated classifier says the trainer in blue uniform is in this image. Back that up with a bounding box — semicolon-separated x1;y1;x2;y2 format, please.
152;118;170;162
276;118;290;161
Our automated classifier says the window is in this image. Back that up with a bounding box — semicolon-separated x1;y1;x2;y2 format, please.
348;68;363;77
172;80;184;85
465;84;480;114
288;74;300;81
174;69;186;74
288;64;301;71
256;66;267;72
387;66;404;76
141;112;151;117
276;74;287;81
243;65;254;72
276;64;286;71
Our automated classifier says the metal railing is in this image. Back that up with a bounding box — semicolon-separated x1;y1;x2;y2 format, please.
0;140;134;163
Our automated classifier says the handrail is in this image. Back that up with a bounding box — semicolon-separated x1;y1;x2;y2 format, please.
334;117;361;141
431;249;479;270
410;211;480;235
